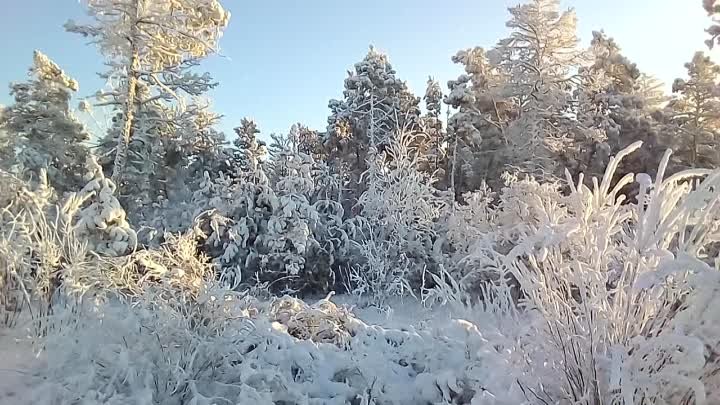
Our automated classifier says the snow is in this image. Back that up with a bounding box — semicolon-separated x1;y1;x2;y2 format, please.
0;295;503;405
0;324;44;405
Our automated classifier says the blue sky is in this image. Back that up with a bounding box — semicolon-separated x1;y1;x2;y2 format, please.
0;0;714;140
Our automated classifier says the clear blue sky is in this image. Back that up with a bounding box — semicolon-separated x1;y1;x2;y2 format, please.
0;0;714;140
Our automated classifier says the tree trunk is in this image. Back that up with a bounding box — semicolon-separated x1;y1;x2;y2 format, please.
110;0;141;187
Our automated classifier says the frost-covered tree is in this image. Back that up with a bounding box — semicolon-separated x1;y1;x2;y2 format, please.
231;118;268;181
352;132;446;301
66;0;230;185
0;107;16;172
259;152;319;284
668;51;720;169
445;0;585;194
91;61;229;227
66;156;137;256
2;51;90;194
175;104;230;188
493;0;585;176
445;47;510;195
325;47;421;208
704;0;720;48
290;123;325;162
421;77;446;179
574;31;667;183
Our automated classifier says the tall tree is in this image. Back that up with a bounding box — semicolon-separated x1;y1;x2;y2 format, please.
445;0;584;194
66;0;230;185
94;76;226;218
325;46;421;209
445;47;509;195
574;31;667;181
422;77;446;179
668;51;720;169
493;0;585;176
1;51;90;194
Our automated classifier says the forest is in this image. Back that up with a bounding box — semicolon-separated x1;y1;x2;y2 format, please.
0;0;719;404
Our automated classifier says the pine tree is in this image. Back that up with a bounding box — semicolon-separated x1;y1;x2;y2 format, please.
2;51;90;195
422;77;446;180
66;0;230;185
259;151;319;285
0;106;16;172
68;156;137;256
574;31;667;181
290;123;324;162
444;46;509;195
668;51;720;169
704;0;720;48
325;46;421;208
445;0;585;194
493;0;585;176
231;118;268;182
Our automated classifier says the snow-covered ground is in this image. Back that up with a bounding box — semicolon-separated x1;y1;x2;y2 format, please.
0;295;516;405
0;325;43;405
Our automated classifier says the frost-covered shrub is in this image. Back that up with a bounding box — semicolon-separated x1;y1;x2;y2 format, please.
0;169;90;330
351;132;446;302
66;156;137;256
444;142;720;405
191;151;361;295
258;152;320;282
36;281;527;405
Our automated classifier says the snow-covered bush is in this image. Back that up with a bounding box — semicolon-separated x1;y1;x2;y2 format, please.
0;168;90;330
190;150;361;295
259;152;320;283
66;156;137;257
189;171;277;285
351;132;446;302
35;278;528;405
441;142;720;405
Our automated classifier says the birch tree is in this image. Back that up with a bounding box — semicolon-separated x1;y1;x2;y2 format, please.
66;0;230;185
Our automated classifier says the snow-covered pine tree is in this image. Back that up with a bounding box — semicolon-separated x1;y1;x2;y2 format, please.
668;51;720;169
258;150;320;291
127;103;230;239
325;46;421;209
573;31;667;183
0;107;16;172
2;51;90;195
231;118;268;182
175;104;230;188
67;156;137;256
66;0;230;185
493;0;585;177
444;46;513;195
704;0;720;48
421;77;446;182
290;123;325;163
92;62;227;227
